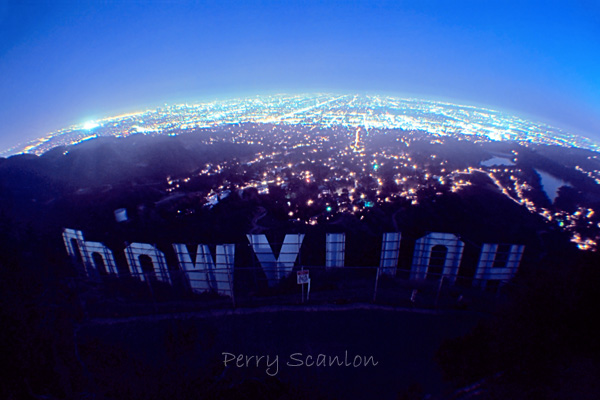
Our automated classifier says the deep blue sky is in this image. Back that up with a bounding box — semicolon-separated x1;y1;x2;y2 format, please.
1;0;599;151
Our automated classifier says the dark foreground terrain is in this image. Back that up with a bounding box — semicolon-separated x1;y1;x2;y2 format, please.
2;132;600;399
77;308;480;400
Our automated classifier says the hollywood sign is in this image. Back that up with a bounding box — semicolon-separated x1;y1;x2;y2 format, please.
63;228;525;298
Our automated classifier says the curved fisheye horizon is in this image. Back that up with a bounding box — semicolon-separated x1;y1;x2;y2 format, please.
1;1;600;157
4;2;600;399
2;92;599;158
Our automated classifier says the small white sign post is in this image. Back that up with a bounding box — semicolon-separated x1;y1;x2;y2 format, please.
297;269;310;302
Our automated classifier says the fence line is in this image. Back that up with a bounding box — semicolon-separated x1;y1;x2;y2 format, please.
69;254;519;317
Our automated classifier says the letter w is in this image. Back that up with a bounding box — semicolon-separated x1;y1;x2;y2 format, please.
173;244;234;297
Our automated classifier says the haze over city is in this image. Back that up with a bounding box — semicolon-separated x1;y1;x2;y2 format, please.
1;0;600;151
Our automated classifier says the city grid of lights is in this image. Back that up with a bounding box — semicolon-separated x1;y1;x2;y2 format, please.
2;94;600;251
2;94;599;157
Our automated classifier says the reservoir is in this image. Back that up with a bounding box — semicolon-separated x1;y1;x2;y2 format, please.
481;156;515;167
535;169;569;202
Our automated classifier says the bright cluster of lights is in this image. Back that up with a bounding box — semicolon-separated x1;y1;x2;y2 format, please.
3;94;599;157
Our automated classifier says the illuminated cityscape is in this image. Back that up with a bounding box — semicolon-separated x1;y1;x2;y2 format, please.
2;94;600;251
3;94;599;157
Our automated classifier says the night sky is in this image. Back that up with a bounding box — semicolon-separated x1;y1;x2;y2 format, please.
1;0;599;151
